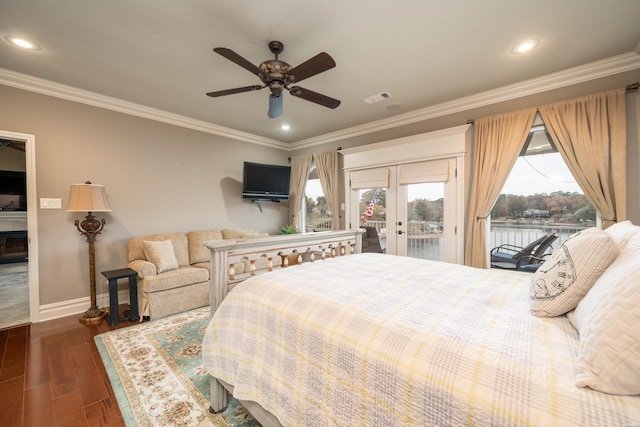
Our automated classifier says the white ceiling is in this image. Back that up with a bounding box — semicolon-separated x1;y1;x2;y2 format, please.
1;0;640;147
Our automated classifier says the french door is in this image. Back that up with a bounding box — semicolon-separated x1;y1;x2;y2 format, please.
348;159;460;263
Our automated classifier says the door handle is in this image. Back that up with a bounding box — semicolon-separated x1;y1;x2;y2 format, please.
397;230;403;235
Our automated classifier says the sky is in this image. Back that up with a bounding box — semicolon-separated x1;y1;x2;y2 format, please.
502;152;582;196
305;152;583;202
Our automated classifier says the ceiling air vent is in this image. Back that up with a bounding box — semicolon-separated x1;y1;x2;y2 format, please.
362;92;393;104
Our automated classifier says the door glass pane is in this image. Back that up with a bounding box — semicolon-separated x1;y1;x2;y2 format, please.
358;188;386;252
304;176;332;232
406;182;444;261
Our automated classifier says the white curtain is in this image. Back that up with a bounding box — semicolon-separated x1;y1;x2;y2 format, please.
313;150;340;230
289;154;312;230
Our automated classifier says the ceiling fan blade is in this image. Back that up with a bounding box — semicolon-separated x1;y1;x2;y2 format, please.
268;95;283;119
287;52;336;83
206;85;263;97
0;139;25;152
213;47;262;76
289;86;340;109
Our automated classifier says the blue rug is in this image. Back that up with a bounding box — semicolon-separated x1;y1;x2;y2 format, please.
95;307;262;427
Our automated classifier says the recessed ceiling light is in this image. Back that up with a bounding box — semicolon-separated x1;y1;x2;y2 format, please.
4;35;41;51
511;39;539;54
281;124;290;131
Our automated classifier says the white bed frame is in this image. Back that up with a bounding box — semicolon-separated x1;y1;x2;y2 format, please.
203;229;364;423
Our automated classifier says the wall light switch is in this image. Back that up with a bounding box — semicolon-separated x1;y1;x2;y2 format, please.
40;198;62;209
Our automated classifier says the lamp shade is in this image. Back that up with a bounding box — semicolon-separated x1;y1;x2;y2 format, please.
66;182;111;212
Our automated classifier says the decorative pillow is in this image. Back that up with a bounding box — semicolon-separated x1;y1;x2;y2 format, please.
604;220;640;251
571;237;640;395
142;240;179;273
529;228;618;317
128;233;189;265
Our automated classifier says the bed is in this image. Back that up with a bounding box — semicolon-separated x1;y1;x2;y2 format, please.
202;228;640;426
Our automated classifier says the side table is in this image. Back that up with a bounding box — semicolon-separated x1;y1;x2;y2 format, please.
101;268;140;326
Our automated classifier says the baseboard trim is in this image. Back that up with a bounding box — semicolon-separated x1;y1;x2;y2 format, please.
38;289;131;322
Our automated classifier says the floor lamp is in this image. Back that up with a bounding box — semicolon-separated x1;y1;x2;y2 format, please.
66;181;112;325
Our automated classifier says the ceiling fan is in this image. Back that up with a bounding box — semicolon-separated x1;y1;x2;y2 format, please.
206;41;340;119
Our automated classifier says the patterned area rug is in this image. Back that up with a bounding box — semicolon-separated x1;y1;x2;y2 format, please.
95;307;262;427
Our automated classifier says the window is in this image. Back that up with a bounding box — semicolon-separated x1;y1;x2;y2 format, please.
303;166;333;232
490;116;595;252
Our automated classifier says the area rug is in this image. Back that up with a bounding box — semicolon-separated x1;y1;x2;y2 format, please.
95;307;262;427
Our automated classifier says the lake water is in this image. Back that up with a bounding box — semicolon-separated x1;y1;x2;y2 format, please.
406;223;587;261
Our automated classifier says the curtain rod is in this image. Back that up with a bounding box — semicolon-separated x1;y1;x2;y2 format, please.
288;146;342;162
466;82;640;125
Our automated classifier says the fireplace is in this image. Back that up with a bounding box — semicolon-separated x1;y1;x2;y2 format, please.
0;230;27;263
0;212;28;264
0;170;28;264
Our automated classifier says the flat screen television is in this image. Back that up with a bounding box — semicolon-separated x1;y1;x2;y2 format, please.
242;161;291;201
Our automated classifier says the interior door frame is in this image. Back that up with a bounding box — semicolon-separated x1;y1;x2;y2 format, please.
0;130;39;323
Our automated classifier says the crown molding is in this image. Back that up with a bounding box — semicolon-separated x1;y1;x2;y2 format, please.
2;51;639;153
0;68;288;150
290;51;640;150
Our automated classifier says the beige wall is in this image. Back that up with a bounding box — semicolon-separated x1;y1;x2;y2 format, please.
0;84;289;308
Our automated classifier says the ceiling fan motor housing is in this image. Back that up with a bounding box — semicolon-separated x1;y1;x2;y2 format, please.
259;60;290;97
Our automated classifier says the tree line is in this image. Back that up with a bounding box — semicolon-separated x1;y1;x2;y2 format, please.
310;189;596;225
491;191;595;222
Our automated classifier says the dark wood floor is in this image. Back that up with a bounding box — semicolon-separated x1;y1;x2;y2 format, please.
0;306;139;427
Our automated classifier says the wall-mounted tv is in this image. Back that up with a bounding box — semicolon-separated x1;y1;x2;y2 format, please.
242;162;291;201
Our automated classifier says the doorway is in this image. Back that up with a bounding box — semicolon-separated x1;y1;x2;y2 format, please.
0;131;39;328
347;159;462;263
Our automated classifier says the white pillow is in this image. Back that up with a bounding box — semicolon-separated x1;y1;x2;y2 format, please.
142;239;179;273
604;220;640;250
572;236;640;395
530;228;618;317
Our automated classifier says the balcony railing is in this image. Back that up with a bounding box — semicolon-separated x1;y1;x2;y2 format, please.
307;218;588;260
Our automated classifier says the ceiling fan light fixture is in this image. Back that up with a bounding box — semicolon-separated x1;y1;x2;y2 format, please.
511;39;539;54
268;94;283;119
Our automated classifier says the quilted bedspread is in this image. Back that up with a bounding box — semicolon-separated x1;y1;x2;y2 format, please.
202;253;640;426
